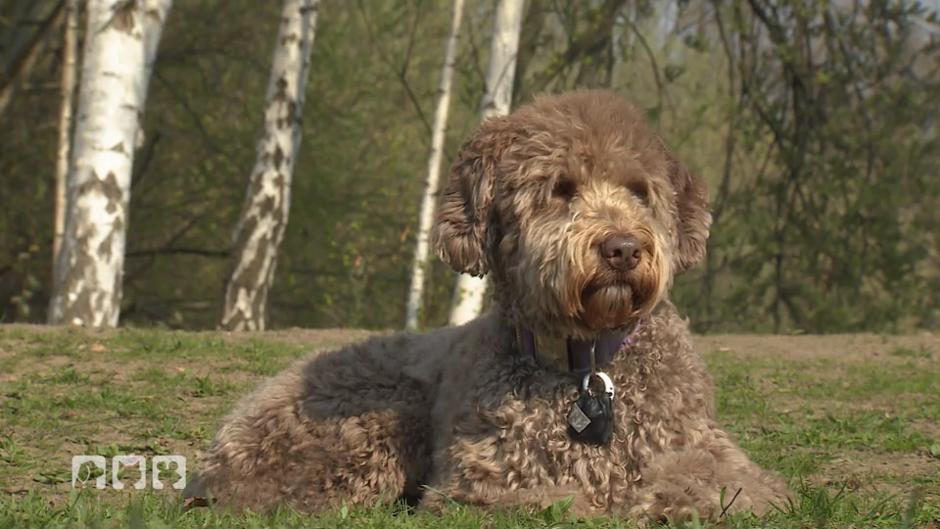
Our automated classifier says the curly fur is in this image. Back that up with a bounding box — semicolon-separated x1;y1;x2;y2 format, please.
194;90;788;522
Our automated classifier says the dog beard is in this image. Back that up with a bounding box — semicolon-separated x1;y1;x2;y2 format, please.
581;283;634;330
579;268;660;331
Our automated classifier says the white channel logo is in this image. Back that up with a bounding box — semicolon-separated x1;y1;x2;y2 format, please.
71;455;186;490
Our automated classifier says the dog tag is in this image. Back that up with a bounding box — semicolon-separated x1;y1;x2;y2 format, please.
567;372;615;445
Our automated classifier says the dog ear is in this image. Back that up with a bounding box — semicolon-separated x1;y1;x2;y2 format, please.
432;120;509;277
667;154;711;273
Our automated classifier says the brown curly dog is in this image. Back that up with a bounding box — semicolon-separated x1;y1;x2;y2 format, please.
192;90;789;523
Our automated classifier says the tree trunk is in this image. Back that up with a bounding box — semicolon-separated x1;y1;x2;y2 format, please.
141;0;172;103
448;0;523;326
404;0;466;330
53;0;81;266
512;0;546;106
0;1;65;118
219;0;319;331
654;0;679;53
48;0;171;327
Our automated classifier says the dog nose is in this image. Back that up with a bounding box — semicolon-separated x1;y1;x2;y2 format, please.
600;235;641;271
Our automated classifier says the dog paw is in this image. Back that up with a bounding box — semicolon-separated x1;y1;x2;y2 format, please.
629;484;719;525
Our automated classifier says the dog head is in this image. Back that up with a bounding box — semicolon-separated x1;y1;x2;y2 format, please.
433;90;710;337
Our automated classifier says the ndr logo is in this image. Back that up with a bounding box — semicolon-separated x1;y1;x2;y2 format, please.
71;455;186;490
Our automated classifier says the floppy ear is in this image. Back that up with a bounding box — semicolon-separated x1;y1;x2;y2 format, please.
667;154;711;273
432;120;509;277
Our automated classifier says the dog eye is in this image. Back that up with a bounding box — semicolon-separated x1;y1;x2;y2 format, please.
627;182;649;204
552;179;577;201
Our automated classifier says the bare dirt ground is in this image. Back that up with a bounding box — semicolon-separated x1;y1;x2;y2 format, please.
6;322;934;359
696;332;940;363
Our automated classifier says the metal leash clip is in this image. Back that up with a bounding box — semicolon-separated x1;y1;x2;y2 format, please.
581;371;615;399
567;340;616;445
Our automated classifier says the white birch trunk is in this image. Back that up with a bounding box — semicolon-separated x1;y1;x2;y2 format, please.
448;0;523;326
404;0;466;330
655;0;679;60
48;0;171;327
141;0;172;105
0;4;65;118
53;0;81;264
219;0;319;331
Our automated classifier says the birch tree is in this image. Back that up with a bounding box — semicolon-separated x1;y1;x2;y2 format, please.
448;0;523;326
48;0;172;327
0;2;65;118
219;0;319;331
53;0;81;265
404;0;466;330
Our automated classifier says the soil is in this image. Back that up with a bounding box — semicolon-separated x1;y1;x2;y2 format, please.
695;332;939;363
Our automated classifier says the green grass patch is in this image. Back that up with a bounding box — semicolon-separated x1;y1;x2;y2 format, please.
889;346;934;359
1;326;938;528
1;484;938;529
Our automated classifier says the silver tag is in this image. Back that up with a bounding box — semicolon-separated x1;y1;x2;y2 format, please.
567;404;591;433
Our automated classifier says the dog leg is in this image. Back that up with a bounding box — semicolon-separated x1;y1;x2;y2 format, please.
195;337;433;512
628;427;789;523
422;480;601;516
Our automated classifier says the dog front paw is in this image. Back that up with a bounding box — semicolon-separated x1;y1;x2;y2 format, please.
629;481;721;525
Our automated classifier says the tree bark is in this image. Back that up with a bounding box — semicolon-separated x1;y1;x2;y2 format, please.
0;1;65;118
448;0;523;326
53;0;81;266
219;0;319;331
404;0;466;330
141;0;172;104
48;0;172;327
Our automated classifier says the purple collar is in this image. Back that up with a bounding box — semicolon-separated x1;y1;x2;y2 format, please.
516;325;638;374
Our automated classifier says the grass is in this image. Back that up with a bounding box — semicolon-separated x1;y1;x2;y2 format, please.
1;325;938;528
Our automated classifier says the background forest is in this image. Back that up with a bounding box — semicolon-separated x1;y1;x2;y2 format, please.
2;0;940;334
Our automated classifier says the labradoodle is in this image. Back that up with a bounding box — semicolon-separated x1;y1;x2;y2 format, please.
192;90;789;522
